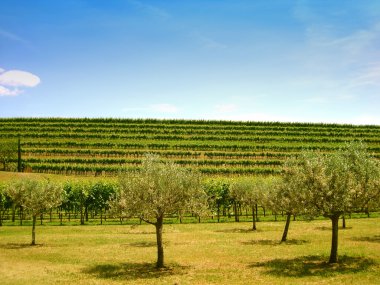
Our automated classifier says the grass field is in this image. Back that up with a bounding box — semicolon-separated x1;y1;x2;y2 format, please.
0;218;379;285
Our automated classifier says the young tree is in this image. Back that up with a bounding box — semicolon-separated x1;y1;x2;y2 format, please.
0;182;12;226
109;154;208;268
290;142;380;263
269;160;309;243
343;142;380;213
70;181;90;225
88;181;116;224
230;177;270;231
6;178;64;245
203;179;231;223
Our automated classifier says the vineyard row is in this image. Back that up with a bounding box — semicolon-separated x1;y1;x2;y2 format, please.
1;126;379;137
2;132;380;143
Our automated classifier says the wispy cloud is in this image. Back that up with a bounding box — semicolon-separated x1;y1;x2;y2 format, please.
351;115;380;126
127;0;170;19
150;103;179;113
123;103;180;114
0;68;41;97
0;86;22;96
204;112;295;123
303;96;328;104
0;28;29;44
214;103;238;113
290;0;380;111
192;32;227;50
349;63;380;87
318;23;380;57
293;1;380;63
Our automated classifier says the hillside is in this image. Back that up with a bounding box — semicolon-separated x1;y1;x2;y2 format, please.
1;118;379;176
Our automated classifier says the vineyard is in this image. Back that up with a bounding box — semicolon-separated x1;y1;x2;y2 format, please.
1;118;380;176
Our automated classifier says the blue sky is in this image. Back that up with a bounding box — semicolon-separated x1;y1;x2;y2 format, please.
0;0;379;124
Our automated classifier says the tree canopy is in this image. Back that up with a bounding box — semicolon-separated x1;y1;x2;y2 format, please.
110;154;208;268
6;178;63;245
284;142;380;263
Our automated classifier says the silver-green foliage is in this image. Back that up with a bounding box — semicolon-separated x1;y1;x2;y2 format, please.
299;142;380;218
283;141;380;262
111;154;208;223
6;178;63;244
110;154;208;268
230;176;275;230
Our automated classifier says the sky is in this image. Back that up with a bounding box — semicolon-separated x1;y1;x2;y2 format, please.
0;0;379;125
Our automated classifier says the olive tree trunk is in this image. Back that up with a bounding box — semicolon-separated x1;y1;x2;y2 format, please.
234;202;239;222
329;214;340;263
32;215;37;245
251;205;256;231
155;215;164;268
281;213;292;243
217;204;220;223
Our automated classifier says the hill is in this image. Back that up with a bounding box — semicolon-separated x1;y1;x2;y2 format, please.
0;118;379;176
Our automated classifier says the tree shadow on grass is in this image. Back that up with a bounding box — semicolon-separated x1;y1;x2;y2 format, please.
249;255;376;277
128;241;169;248
82;262;189;280
0;243;43;249
242;239;309;246
351;235;380;243
315;226;352;231
215;228;262;234
126;231;156;235
128;241;157;247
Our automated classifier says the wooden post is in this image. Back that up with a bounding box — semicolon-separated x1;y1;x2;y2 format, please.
17;137;22;172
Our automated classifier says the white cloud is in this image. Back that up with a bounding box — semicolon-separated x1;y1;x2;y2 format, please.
214;103;238;113
204;112;296;123
0;68;40;97
0;86;22;96
122;107;147;112
0;69;40;87
123;103;180;114
349;115;380;126
349;64;380;87
150;103;179;113
303;96;328;104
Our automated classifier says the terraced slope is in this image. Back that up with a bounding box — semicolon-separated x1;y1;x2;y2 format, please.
0;118;379;176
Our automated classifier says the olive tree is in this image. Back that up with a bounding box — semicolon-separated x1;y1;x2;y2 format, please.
109;154;208;268
0;182;12;226
6;178;64;245
203;179;231;222
230;177;272;231
290;142;380;263
343;142;380;214
267;160;310;243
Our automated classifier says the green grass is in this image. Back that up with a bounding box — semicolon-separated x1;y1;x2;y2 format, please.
0;218;379;284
